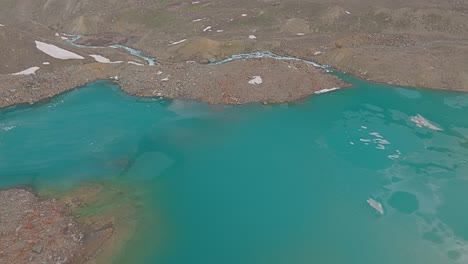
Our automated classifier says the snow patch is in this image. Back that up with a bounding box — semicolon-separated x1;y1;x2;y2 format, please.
248;76;263;85
313;51;322;56
203;26;212;32
192;1;200;4
248;35;256;39
314;87;340;94
42;62;50;65
345;11;351;15
241;14;248;17
128;61;145;66
0;24;4;27
89;54;122;64
193;18;204;22
12;67;40;75
35;41;84;60
169;39;187;45
297;33;305;36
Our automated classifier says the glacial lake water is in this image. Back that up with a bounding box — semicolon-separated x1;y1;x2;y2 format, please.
1;76;468;263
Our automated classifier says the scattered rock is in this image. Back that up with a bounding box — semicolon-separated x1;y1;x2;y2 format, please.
32;245;43;254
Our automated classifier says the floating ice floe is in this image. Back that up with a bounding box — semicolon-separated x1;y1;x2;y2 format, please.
12;67;40;75
42;62;50;65
128;61;145;66
89;54;122;64
203;26;212;32
35;41;84;60
367;198;384;215
411;114;442;131
314;87;340;94
248;76;263;85
369;132;383;138
169;39;187;45
388;150;401;160
1;126;15;131
248;35;256;39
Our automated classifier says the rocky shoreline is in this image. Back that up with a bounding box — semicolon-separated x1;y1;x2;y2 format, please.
0;56;347;109
0;183;140;264
0;188;109;264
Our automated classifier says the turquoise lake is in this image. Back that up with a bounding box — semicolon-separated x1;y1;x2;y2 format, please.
1;76;468;263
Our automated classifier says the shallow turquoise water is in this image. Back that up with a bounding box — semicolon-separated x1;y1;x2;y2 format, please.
2;78;468;263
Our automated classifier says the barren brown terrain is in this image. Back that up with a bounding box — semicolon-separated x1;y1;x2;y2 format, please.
0;0;467;263
0;0;466;107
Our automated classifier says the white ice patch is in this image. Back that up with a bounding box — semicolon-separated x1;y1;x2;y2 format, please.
313;51;322;56
128;61;145;66
241;14;248;17
12;67;40;75
169;39;187;45
248;76;263;85
192;1;200;4
89;55;122;64
193;18;204;22
35;41;84;60
203;26;212;32
248;35;256;39
0;24;4;27
161;77;169;82
345;11;351;15
216;30;224;33
1;125;15;131
297;33;305;36
314;87;340;94
367;197;384;215
42;62;50;65
411;114;443;131
60;36;68;40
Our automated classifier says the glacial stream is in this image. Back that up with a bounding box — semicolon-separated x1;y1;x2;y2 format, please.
1;74;468;263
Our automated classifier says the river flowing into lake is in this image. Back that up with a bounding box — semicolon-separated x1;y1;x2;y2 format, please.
1;75;468;263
